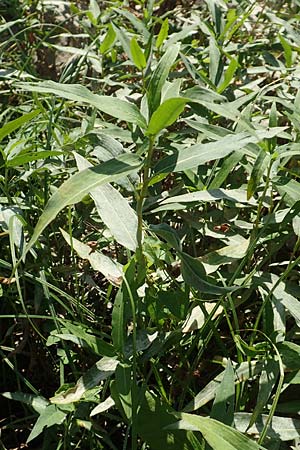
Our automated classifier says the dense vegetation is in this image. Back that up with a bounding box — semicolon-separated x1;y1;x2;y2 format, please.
2;0;300;449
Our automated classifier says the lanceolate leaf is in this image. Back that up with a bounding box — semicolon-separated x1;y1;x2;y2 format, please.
60;229;123;285
147;98;187;136
130;37;146;70
0;109;40;143
75;153;138;251
112;288;126;354
17;81;147;128
180;252;237;295
235;413;300;442
147;44;180;116
211;359;235;426
156;18;169;48
274;177;300;207
169;413;266;450
155;133;258;174
247;148;270;200
24;154;142;256
161;188;255;205
184;360;264;412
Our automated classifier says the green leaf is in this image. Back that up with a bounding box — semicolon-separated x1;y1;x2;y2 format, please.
130;37;146;70
184;360;264;412
155;133;257;174
180;252;237;295
150;223;181;251
112;23;132;61
209;36;222;86
88;0;100;23
24;153;142;257
27;404;67;443
113;8;150;42
0;110;40;143
247;149;270;200
90;396;115;416
293;215;300;237
277;341;300;371
217;57;239;93
6;150;63;167
161;188;255;206
114;363;132;420
147;44;180;116
136;391;200;450
111;287;126;354
100;24;116;54
75;153;138;251
2;392;49;414
50;357;119;404
17;81;147;128
279;34;293;68
200;237;250;274
211;359;235;426
249;359;279;428
170;413;266;450
235;412;300;442
60;228;123;285
156;18;169;49
274;177;300;207
55;320;116;357
147;98;187;136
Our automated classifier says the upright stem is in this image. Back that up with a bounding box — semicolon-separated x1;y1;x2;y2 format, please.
136;136;155;264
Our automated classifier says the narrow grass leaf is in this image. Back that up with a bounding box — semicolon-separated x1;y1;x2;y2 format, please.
24;154;141;256
147;44;180;115
0;110;40;143
17;81;147;128
7;150;63;167
155;133;257;174
248;359;279;428
217;58;239;93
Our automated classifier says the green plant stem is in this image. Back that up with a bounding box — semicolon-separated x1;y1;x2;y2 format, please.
136;136;155;265
123;275;138;450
